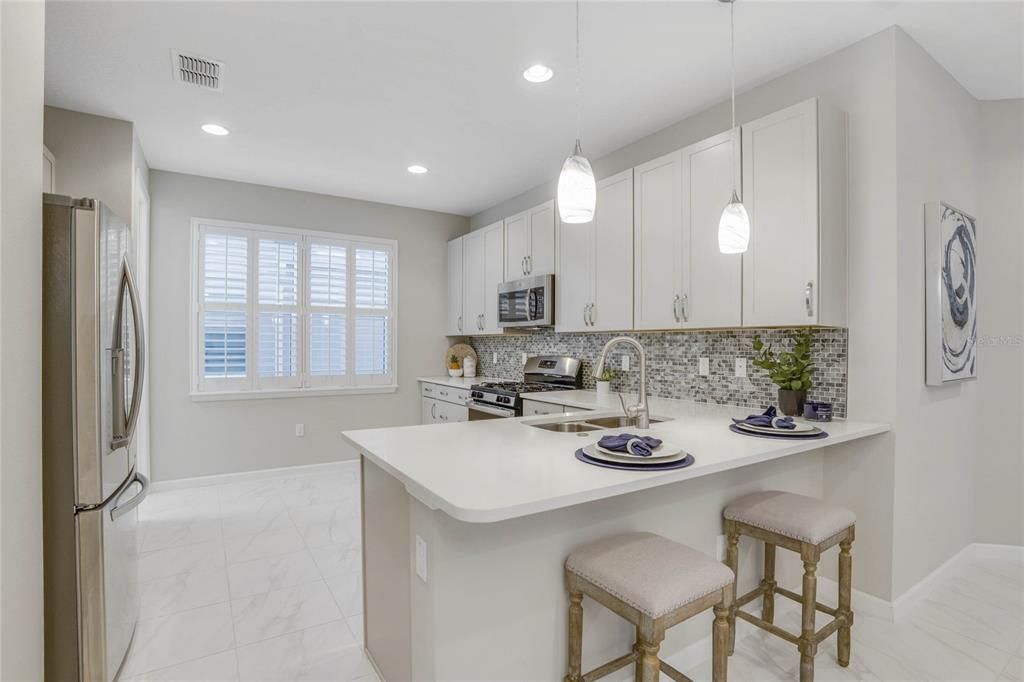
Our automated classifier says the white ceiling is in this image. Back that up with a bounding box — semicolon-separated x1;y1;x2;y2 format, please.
45;1;1023;217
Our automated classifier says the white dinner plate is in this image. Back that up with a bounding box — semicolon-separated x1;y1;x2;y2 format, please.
585;444;687;465
594;443;683;460
733;421;822;436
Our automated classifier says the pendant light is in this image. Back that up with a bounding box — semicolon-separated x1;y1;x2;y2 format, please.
557;0;596;224
718;0;750;254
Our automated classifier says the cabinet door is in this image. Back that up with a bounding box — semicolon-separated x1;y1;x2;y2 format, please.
592;169;634;331
421;397;439;424
527;200;556;276
633;151;683;330
681;130;742;328
742;98;819;326
504;212;530;280
447;237;464;335
481;221;505;334
521;400;563;416
463;229;486;333
438;400;469;423
556;219;593;333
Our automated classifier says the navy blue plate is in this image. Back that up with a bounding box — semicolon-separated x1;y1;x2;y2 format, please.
575;448;695;471
729;424;828;440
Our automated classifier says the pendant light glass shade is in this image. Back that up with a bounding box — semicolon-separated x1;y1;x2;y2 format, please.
718;190;750;254
557;140;596;223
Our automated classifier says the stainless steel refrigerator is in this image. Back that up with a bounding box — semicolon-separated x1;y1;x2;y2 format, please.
42;195;148;681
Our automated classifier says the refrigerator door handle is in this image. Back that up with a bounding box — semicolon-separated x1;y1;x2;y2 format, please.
111;258;146;449
110;470;148;522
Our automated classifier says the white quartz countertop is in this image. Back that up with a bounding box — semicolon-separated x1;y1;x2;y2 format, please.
342;391;889;524
416;375;503;389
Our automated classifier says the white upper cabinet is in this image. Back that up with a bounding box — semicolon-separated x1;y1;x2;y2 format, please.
741;98;847;327
505;200;555;280
446;237;464;335
557;170;633;333
43;146;56;194
633;151;684;330
462;220;505;335
680;129;742;328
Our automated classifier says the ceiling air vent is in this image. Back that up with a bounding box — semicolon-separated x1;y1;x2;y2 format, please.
171;50;224;92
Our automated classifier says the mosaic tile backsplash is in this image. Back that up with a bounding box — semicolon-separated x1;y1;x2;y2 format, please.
469;328;848;418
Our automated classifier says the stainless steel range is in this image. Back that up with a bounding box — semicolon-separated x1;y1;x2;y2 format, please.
468;356;583;420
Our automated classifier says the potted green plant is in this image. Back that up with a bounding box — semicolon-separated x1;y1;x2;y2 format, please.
751;331;815;416
595;367;615;397
448;353;463;378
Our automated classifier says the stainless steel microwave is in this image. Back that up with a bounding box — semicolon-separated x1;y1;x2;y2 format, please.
498;274;554;328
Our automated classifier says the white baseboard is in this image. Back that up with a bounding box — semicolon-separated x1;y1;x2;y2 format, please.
149;459;358;492
817;576;894;621
890;543;973;620
969;542;1024;561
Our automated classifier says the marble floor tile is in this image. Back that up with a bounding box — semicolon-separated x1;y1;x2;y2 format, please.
138;516;223;553
139;486;221;522
310;545;362;577
1002;656;1023;681
139;566;231;618
289;503;361;550
121;603;235;677
221;508;295;541
138;539;226;582
231;580;342;646
235;621;367;681
345;615;364;643
224;526;306;564
324;571;363;617
122;650;239;682
227;550;322;599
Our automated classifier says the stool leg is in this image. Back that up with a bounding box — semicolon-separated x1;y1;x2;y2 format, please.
799;557;819;682
637;639;661;682
838;537;853;667
566;589;583;682
762;543;777;624
633;627;643;681
712;602;730;682
724;528;740;655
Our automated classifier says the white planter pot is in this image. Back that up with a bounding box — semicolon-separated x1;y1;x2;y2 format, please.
596;381;611;397
448;368;463;378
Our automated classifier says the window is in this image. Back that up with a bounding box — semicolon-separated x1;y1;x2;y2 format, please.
191;219;396;397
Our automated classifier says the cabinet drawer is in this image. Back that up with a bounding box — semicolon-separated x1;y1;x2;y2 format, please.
522;399;564;416
420;382;470;406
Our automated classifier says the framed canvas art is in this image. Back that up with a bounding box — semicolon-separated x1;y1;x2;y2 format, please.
925;201;977;385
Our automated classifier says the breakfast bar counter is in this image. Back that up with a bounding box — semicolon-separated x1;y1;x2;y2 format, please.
342;398;888;681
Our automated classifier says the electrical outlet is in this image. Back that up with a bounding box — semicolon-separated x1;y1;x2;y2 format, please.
415;535;428;583
621;355;630;371
295;423;305;437
521;352;528;364
735;358;747;378
716;534;727;561
699;358;710;376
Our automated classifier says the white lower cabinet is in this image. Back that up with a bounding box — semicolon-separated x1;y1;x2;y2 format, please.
420;382;470;424
557;170;634;333
521;400;564;416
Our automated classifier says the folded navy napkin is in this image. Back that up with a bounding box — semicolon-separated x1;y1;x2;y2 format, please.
598;433;664;457
732;406;796;430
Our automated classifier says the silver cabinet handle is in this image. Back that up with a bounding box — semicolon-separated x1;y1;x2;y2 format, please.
681;294;689;323
583;305;589;326
424;385;433;393
589;303;595;327
672;294;681;323
431;402;437;419
457;314;462;332
110;470;148;522
522;256;527;276
527;255;532;274
439;390;448;397
111;258;146;449
479;313;484;330
805;281;814;317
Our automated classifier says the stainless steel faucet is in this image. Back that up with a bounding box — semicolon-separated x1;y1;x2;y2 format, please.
593;336;650;429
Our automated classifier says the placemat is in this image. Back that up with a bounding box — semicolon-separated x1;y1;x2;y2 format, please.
729;424;829;440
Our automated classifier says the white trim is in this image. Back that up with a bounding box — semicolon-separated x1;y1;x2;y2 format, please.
817;576;894;622
149;459;358;492
969;542;1024;561
890;543;973;620
190;384;398;402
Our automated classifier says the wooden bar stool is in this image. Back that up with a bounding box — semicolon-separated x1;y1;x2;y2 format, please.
722;491;856;682
564;532;735;682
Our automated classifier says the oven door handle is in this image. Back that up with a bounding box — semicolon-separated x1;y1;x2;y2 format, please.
470;402;516;417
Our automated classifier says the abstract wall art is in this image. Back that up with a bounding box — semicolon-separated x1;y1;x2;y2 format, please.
925;201;978;385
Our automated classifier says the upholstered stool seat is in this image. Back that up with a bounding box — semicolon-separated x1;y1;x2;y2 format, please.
566;532;735;618
564;532;734;682
723;490;856;545
723;491;856;682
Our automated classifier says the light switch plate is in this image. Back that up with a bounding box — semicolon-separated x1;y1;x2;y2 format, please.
699;358;710;376
295;423;305;437
492;352;497;363
415;535;428;583
735;358;747;378
621;355;630;371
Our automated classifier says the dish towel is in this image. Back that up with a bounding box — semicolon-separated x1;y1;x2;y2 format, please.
731;406;796;430
597;433;664;457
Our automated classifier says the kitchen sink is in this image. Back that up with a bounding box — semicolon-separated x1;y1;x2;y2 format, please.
531;421;602;433
582;416;670;429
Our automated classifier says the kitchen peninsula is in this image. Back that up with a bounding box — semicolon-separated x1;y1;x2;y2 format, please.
343;394;887;681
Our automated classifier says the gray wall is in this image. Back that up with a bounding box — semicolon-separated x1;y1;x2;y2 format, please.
148;171;469;481
1;1;45;678
975;99;1024;547
44;106;136;221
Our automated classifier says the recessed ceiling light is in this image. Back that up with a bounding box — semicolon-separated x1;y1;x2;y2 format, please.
523;64;554;83
407;165;429;174
201;123;229;136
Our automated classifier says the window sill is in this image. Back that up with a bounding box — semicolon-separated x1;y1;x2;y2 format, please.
190;385;399;402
